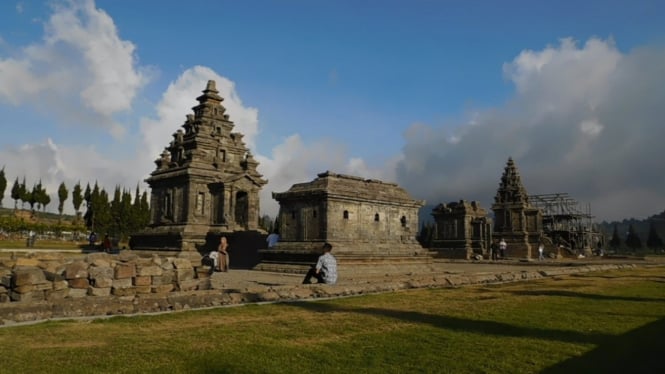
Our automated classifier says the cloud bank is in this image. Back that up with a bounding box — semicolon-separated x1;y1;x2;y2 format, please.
395;38;665;221
0;0;148;137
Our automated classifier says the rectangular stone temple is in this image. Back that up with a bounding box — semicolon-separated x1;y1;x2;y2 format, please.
130;80;267;254
256;171;433;275
431;200;492;259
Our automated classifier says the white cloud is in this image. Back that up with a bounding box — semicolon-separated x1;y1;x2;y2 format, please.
396;37;665;222
0;0;149;136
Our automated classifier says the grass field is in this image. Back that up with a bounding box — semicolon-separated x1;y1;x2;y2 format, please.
1;267;664;373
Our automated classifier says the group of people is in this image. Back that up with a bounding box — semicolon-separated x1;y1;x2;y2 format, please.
204;233;338;285
489;238;508;260
87;232;113;253
490;238;548;261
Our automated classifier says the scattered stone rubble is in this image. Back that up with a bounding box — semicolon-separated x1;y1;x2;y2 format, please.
0;250;648;326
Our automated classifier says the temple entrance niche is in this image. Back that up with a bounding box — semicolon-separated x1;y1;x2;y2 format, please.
209;183;225;224
235;191;248;228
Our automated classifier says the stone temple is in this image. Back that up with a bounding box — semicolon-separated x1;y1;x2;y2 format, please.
491;158;542;258
130;81;267;254
256;171;433;275
430;200;492;259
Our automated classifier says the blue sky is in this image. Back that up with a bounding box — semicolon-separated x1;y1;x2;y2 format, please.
1;0;664;221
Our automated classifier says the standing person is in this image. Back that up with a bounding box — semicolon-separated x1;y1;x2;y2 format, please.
538;242;545;261
103;234;112;253
216;236;230;272
490;239;498;261
302;242;337;285
266;230;280;249
499;238;507;259
89;232;97;249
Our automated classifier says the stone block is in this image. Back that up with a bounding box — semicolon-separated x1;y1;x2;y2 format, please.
89;266;114;280
68;288;88;299
113;278;133;289
69;278;90;289
10;290;45;302
117;251;138;262
152;272;174;286
88;287;111;297
93;277;113;288
112;287;136;297
15;258;41;267
44;271;65;282
12;267;47;287
52;280;69;291
133;276;152;286
64;261;89;280
45;288;69;301
172;258;192;269
137;265;162;277
14;282;53;293
1;274;11;288
135;285;152;294
152;284;174;294
178;279;199;291
175;268;194;283
115;263;136;279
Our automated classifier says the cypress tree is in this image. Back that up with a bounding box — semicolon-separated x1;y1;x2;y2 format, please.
625;224;642;250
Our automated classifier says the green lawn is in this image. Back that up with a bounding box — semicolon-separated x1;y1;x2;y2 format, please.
1;267;664;373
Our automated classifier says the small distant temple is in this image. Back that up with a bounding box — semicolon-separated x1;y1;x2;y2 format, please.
491;158;542;259
430;200;492;259
256;172;432;274
130;80;267;253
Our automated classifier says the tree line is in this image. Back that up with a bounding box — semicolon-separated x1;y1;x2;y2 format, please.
0;167;150;240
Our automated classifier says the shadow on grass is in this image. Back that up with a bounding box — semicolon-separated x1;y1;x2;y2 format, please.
284;301;610;345
541;317;665;373
508;290;665;303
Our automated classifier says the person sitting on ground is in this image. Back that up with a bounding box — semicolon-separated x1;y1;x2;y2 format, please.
266;230;280;249
302;242;337;285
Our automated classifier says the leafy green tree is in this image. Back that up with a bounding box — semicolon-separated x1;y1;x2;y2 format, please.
0;166;6;208
28;183;38;212
625;224;642;250
57;182;68;216
646;221;664;252
609;225;622;250
72;181;83;216
10;177;20;209
18;177;28;209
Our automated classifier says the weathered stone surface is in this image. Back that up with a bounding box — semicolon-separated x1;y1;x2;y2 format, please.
45;288;69;301
135;285;152;294
14;282;52;293
89;266;114;280
12;267;47;287
137;265;162;277
112;287;136;297
114;263;136;279
93;277;113;288
64;261;89;280
68;278;90;289
15;258;41;267
178;279;199;291
117;251;138;262
152;284;174;294
88;287;111;297
10;290;45;302
112;278;133;289
152;272;174;286
67;288;88;298
175;268;194;283
52;280;69;291
133;276;151;286
172;258;192;270
44;271;65;282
